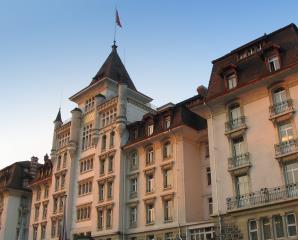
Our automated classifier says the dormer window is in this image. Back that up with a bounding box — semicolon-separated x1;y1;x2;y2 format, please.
164;116;171;129
227;73;237;90
147;124;154;136
268;55;280;72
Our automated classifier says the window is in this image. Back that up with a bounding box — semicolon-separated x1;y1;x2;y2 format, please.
101;135;107;151
146;174;154;193
110;131;115;148
106;208;112;228
163;169;172;189
78;180;92;196
62;152;67;168
147;235;155;240
130;151;138;170
85;96;95;113
164;199;173;222
57;155;61;171
232;136;245;157
100;159;105;175
42;203;48;220
227;73;237;90
44;185;49;199
51;220;57;238
107;181;113;200
285;161;298;184
261;217;272;240
33;226;38;240
77;205;91;221
61;174;65;189
236;174;249;196
130;178;138;197
130;206;137;226
229;104;241;122
101;107;117;128
286;213;297;237
146;147;154;165
273;88;287;105
97;208;103;229
34;205;40;222
57;131;70;149
108;156;114;172
248;219;258;240
80;157;94;173
147;124;154;136
268;55;280;72
165;233;173;240
278;122;294;143
146;203;155;224
41;224;46;240
208;197;213;215
99;183;105;201
273;215;284;238
53;198;58;213
207;167;211;186
164;116;171;129
59;196;64;212
36;187;41;201
189;227;215;240
163;141;171;159
55;176;60;191
82;123;93;150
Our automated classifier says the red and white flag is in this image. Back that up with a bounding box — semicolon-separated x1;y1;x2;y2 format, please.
115;9;122;28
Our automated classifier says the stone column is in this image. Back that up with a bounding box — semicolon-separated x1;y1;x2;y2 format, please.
93;94;106;145
116;82;128;137
68;108;82;159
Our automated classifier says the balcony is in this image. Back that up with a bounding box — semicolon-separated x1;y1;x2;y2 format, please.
269;99;294;121
228;153;251;172
225;116;247;137
227;183;298;211
275;139;298;159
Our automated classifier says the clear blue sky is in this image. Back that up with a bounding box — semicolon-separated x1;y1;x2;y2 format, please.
0;0;297;168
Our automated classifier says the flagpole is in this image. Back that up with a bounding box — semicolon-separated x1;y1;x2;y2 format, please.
113;7;117;43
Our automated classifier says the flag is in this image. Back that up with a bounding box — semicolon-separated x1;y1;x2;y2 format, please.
59;197;67;240
115;9;122;28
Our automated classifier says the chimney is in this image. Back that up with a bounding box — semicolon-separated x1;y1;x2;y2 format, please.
30;156;39;178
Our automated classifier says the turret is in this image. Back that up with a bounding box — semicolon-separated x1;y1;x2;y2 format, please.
116;81;128;136
68;107;82;158
51;108;63;158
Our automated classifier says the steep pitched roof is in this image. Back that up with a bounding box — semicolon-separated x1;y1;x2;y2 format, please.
54;108;62;123
90;42;137;91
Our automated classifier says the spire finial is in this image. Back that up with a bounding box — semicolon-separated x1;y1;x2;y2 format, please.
112;41;118;51
54;108;62;123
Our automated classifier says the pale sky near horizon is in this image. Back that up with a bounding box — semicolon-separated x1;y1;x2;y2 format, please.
0;0;297;168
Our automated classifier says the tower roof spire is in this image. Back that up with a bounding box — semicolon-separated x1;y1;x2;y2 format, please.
90;43;136;91
54;108;62;123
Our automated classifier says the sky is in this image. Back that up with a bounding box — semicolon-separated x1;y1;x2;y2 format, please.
0;0;297;168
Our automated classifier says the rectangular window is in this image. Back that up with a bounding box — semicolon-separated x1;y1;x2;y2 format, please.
34;206;39;222
189;227;214;240
41;224;46;240
278;122;294;143
130;151;138;170
268;56;280;72
130;206;137;226
99;183;105;201
51;220;56;238
207;167;211;185
78;181;92;196
42;203;48;220
61;174;65;189
236;174;249;196
146;147;154;165
163;169;172;189
208;197;213;215
44;185;49;199
284;161;298;184
106;208;112;228
100;159;105;175
273;215;285;238
165;233;173;240
227;73;237;90
286;213;297;237
97;208;103;229
164;116;171;129
108;156;114;172
107;181;113;200
101;108;117;128
130;178;138;195
62;152;67;168
163;142;171;159
53;198;58;213
77;206;91;221
232;136;245;157
33;226;38;240
164;199;173;222
57;131;70;149
248;219;258;240
146;203;155;224
147;124;154;136
146;174;154;193
261;217;272;240
80;157;94;174
82;123;93;150
85;96;95;113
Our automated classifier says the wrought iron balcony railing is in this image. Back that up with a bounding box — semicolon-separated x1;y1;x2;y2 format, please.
228;153;250;170
225;116;246;133
269;99;294;117
275;138;298;157
227;183;298;210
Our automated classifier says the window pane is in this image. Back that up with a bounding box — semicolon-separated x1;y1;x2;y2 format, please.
274;216;284;238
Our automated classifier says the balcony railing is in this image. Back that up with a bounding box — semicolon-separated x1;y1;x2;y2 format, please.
225;116;246;133
227;183;298;210
228;153;250;169
269;99;294;117
275;139;298;157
